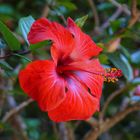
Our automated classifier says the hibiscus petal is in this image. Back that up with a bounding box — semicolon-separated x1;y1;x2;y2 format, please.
19;60;66;111
28;18;74;62
71;59;104;98
48;77;99;122
67;18;102;60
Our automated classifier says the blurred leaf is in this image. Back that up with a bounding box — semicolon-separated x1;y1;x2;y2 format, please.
19;15;35;44
131;51;140;65
121;37;135;51
0;20;20;50
98;54;109;64
108;52;133;81
0;61;13;71
110;18;126;32
58;1;77;11
131;96;140;102
122;29;140;41
131;77;140;86
75;15;88;28
25;119;40;140
0;5;14;15
25;119;40;128
97;2;113;11
0;39;6;48
54;7;67;15
0;122;4;130
120;45;131;60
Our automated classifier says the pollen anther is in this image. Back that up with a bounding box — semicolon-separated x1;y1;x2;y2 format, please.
104;68;122;83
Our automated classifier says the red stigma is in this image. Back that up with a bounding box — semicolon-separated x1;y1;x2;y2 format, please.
104;68;122;83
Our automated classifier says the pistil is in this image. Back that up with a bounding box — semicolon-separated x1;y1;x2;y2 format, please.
57;65;122;83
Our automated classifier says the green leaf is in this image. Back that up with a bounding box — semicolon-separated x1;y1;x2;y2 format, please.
0;61;13;71
122;28;140;41
75;15;88;28
0;20;20;50
108;52;133;81
30;40;50;50
19;15;35;44
0;122;5;130
98;54;109;64
58;1;77;11
120;46;131;60
131;51;140;65
13;53;32;62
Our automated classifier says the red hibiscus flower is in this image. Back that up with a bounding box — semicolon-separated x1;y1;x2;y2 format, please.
19;18;120;122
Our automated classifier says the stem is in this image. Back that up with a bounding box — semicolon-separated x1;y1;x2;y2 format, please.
108;0;130;15
0;50;31;59
83;102;140;140
13;53;32;62
88;0;100;27
99;83;129;121
101;7;122;30
2;98;33;123
128;0;140;27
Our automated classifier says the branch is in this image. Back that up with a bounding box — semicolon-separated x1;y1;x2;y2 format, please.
59;15;67;25
52;122;60;140
1;78;31;140
103;102;140;131
83;102;140;140
0;50;31;59
128;0;140;27
131;0;137;16
88;0;100;27
2;98;33;123
85;117;99;128
58;123;69;140
41;4;50;17
58;122;75;140
99;84;129;120
108;0;130;15
99;0;140;35
101;7;122;30
4;95;30;140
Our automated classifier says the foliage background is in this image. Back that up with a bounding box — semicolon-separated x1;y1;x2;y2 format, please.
0;0;140;140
